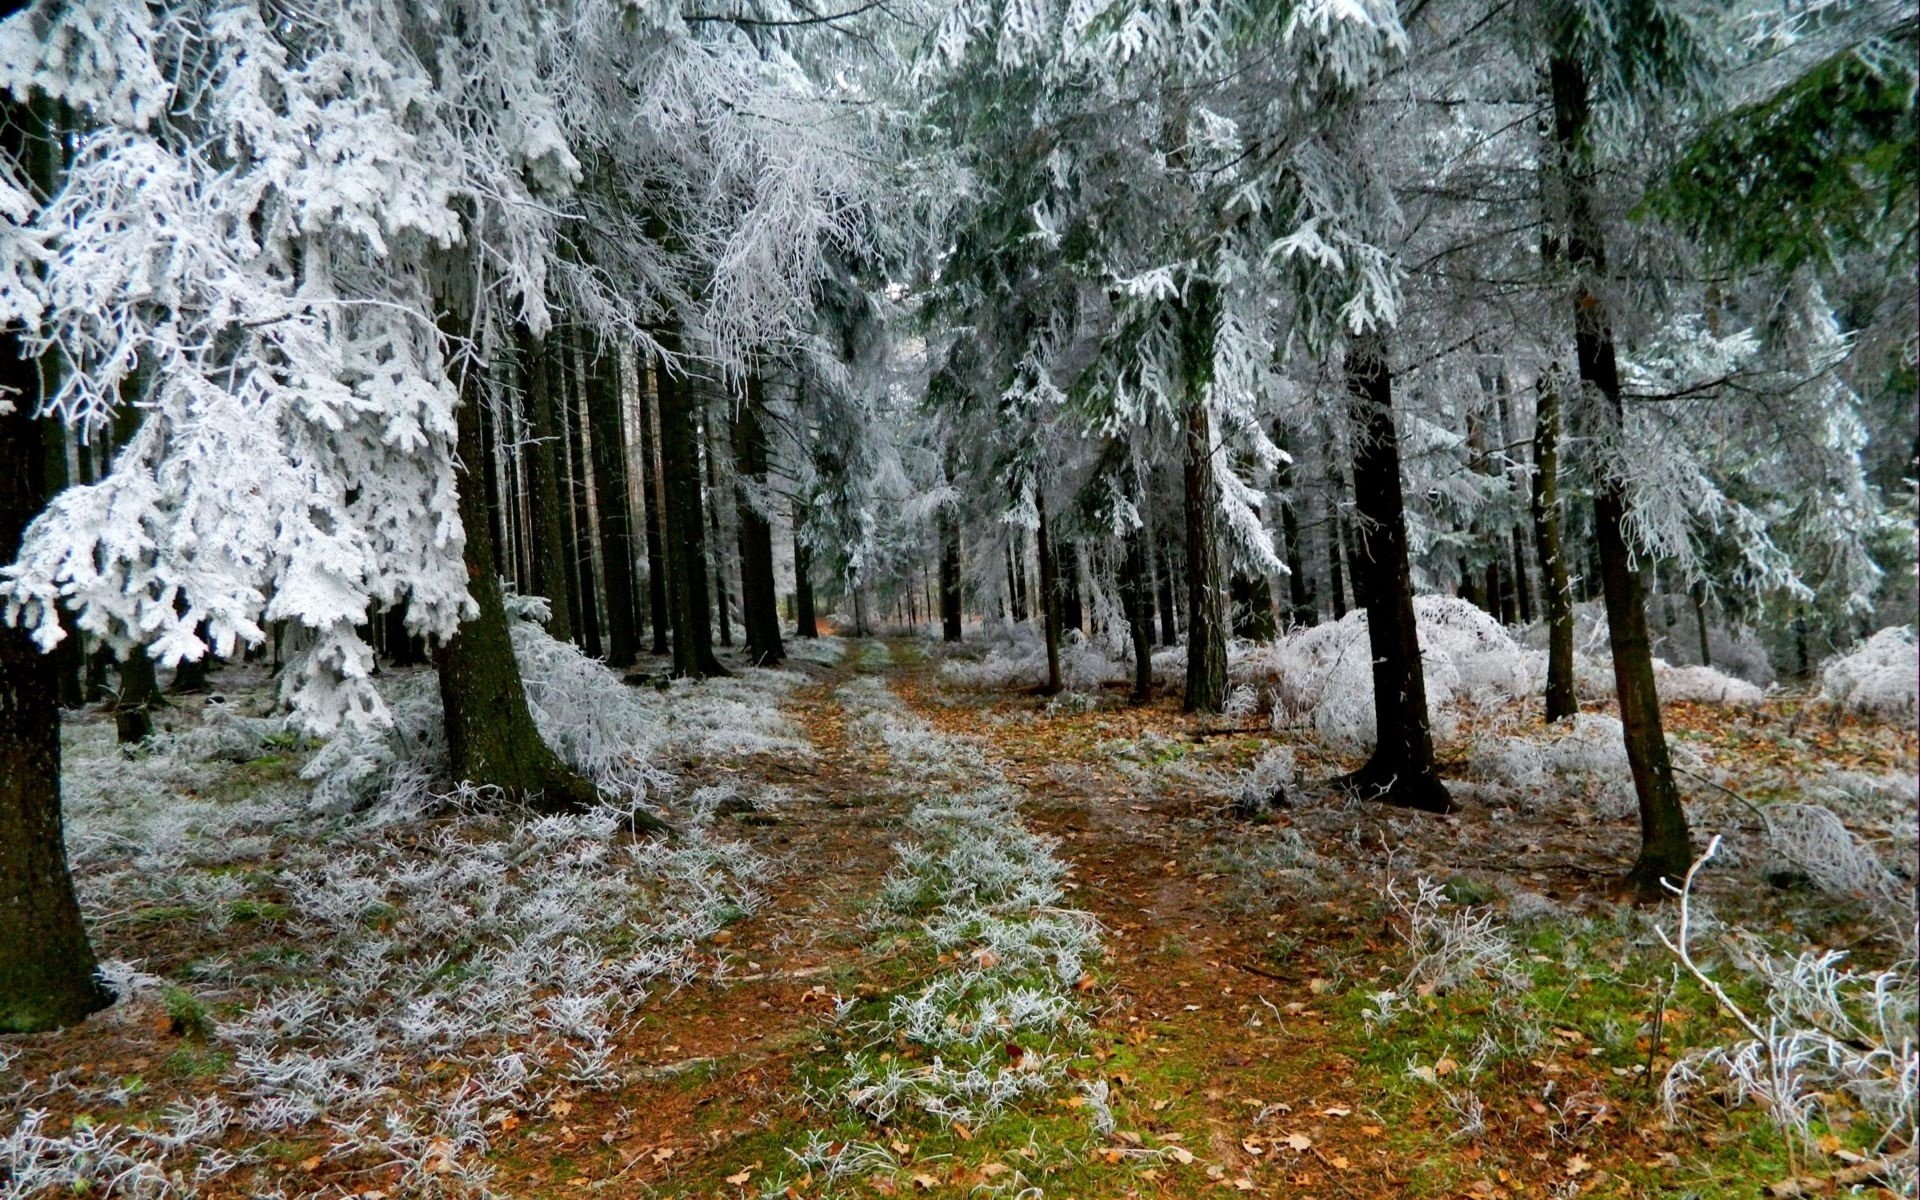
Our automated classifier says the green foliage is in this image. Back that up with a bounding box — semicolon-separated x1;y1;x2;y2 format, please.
1646;29;1919;273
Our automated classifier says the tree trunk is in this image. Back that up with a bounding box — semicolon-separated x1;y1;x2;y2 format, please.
432;314;605;816
518;324;575;644
1530;378;1578;722
1155;535;1178;646
1691;582;1712;668
1276;435;1315;627
586;339;639;667
732;376;784;666
561;334;603;658
1121;505;1155;704
1037;502;1062;694
939;509;963;643
703;414;734;649
655;333;727;677
1551;50;1691;891
0;130;111;1025
1335;333;1453;814
639;362;670;654
1182;394;1229;713
794;521;818;638
113;650;159;744
1062;543;1084;635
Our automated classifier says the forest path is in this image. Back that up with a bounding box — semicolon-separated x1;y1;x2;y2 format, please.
488;642;916;1194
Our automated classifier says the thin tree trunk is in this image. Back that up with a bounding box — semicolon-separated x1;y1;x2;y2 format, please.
518;325;574;644
586;338;639;667
939;510;963;643
703;413;733;649
641;362;670;654
1121;493;1155;704
732;376;784;666
1276;434;1314;627
655;333;726;677
1037;502;1062;694
561;334;603;659
1335;332;1452;814
794;520;818;638
1691;582;1712;668
1182;393;1229;714
1;106;111;1026
1551;49;1691;891
1156;534;1178;646
1530;378;1578;722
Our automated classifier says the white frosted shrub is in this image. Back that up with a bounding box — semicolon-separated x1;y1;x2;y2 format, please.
1654;662;1766;706
1819;626;1918;720
1267;596;1532;753
1763;803;1916;949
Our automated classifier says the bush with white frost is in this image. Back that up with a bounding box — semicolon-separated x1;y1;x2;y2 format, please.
1818;626;1918;720
1660;839;1918;1190
1266;596;1532;753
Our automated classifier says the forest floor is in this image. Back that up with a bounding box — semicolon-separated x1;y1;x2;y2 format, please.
3;631;1914;1200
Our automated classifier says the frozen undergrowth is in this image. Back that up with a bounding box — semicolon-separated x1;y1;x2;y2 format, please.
774;670;1102;1194
1659;840;1918;1192
1818;626;1918;720
7;617;812;1198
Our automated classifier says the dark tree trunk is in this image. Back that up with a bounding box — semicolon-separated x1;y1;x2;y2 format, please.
639;362;670;654
1062;544;1084;635
1275;435;1315;627
432;313;607;817
703;414;733;649
1155;534;1178;646
1530;378;1578;722
655;334;727;677
561;334;603;659
1182;394;1229;713
586;339;639;667
382;603;424;667
1493;375;1536;625
1006;536;1027;622
1121;498;1155;704
1037;503;1062;695
794;522;818;638
517;325;575;644
1691;582;1712;668
1551;50;1691;891
939;510;963;643
732;377;784;666
1335;333;1453;814
113;650;159;744
0;129;111;1025
168;620;213;694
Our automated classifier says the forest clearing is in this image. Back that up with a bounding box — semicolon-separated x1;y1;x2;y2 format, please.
0;0;1915;1198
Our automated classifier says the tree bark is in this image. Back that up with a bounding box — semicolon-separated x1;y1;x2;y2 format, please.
1037;501;1062;694
1182;395;1229;713
1550;49;1691;891
0;119;111;1026
703;413;734;649
939;509;963;643
586;339;639;667
655;332;727;677
639;362;670;655
561;334;603;659
1121;498;1155;704
518;325;574;644
793;519;818;638
732;376;784;666
1335;333;1453;814
1275;433;1315;627
1155;534;1178;646
1530;377;1578;722
1691;582;1712;668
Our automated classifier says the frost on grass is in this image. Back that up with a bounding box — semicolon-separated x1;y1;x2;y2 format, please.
1818;626;1919;720
821;677;1104;1138
10;617;802;1198
1659;839;1918;1191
